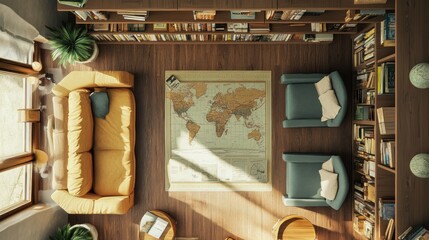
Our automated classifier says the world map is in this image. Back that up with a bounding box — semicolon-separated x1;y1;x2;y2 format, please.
169;82;266;147
166;81;268;184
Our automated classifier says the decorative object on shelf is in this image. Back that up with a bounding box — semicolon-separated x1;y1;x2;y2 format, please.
49;223;97;240
409;63;429;89
46;23;98;66
410;153;429;178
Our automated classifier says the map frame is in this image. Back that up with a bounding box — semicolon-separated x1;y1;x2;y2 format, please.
164;70;272;192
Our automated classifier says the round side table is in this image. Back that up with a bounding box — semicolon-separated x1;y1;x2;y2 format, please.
139;210;176;240
272;215;316;240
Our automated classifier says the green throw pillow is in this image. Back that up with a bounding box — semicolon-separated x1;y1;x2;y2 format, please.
90;91;109;118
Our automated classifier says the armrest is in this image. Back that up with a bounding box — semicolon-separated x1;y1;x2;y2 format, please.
283;119;327;128
52;71;134;97
282;196;329;207
326;156;349;210
327;71;347;127
281;73;326;84
282;153;332;163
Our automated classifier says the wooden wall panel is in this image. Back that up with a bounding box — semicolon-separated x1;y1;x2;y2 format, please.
278;0;394;10
396;0;429;237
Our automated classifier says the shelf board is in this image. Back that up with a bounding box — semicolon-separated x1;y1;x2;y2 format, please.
379;134;395;139
378;164;396;174
356;103;375;106
377;53;396;64
354;120;375;125
95;40;332;44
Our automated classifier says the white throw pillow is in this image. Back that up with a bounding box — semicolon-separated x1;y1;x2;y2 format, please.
322;158;334;172
315;75;332;95
319;169;338;201
319;90;341;121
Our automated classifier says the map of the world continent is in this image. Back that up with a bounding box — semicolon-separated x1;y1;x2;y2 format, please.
166;81;268;184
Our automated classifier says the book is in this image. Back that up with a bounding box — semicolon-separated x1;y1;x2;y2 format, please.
385;218;395;240
153;23;168;31
230;11;257;20
139;211;169;239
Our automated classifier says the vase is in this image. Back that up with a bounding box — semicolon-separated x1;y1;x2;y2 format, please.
71;223;98;240
77;43;99;64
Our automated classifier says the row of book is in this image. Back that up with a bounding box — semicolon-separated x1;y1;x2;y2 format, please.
377;107;395;135
354;88;375;105
354;157;375;178
90;33;302;42
90;24;146;32
399;226;429;240
265;10;308;21
193;10;216;20
58;0;87;8
72;10;108;21
380;140;395;168
355;105;375;121
355;69;376;89
353;213;375;240
118;11;149;21
380;12;395;46
345;9;386;22
377;62;395;94
353;27;375;67
90;33;334;43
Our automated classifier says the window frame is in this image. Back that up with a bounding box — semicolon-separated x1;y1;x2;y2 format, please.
0;48;40;220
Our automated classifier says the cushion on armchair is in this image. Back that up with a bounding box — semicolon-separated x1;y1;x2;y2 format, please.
286;84;322;119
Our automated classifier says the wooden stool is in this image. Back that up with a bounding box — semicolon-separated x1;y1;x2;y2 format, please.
272;215;316;240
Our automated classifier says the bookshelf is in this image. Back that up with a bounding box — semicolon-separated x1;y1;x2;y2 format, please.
58;2;393;44
352;13;396;239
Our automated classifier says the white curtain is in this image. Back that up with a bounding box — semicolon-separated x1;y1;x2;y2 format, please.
0;4;39;64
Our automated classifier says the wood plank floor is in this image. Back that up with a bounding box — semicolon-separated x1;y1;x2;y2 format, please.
45;36;353;240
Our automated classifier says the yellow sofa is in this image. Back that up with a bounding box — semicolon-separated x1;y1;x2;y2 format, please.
50;71;136;214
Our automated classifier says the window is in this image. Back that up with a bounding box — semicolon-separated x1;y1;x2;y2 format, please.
0;72;34;219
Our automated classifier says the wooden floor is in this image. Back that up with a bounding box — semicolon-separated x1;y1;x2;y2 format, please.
46;36;353;240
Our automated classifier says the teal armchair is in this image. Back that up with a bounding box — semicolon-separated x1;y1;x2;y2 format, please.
281;71;347;128
282;153;349;210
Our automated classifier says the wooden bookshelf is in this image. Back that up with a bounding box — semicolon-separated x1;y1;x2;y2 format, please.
352;16;396;239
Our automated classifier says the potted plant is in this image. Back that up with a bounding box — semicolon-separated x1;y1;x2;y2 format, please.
50;223;98;240
46;23;98;66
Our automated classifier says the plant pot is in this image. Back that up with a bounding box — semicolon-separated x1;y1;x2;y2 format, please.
71;223;98;240
77;43;99;64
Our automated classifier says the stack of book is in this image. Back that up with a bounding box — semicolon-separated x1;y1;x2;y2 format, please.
249;23;270;33
345;9;386;22
355;70;375;89
230;11;259;20
117;11;149;21
355;105;375;121
227;23;248;33
363;28;375;62
265;10;307;20
377;62;395;94
58;0;87;8
398;226;429;240
377;107;395;135
354;124;376;157
193;10;216;20
353;33;365;67
381;12;395;46
380;140;395;168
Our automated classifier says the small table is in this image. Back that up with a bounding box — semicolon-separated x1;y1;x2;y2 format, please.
139;210;176;240
272;215;316;240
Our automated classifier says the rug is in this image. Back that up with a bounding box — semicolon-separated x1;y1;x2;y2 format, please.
164;71;272;191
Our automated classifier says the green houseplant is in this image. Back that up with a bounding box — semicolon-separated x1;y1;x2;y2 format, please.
46;23;98;66
50;223;98;240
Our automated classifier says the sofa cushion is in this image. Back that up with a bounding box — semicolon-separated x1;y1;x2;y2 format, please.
319;169;338;201
286;84;322;119
67;152;93;197
93;150;135;196
319;90;341;122
94;89;135;151
315;75;332;95
68;90;93;153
